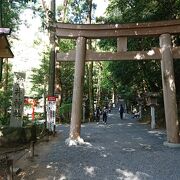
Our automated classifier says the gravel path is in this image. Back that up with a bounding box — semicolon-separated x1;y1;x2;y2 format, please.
16;109;180;180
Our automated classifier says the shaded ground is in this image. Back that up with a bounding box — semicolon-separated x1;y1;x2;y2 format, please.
15;109;180;180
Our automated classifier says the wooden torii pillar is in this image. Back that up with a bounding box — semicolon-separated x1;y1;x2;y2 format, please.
53;20;180;146
70;37;86;140
160;34;180;145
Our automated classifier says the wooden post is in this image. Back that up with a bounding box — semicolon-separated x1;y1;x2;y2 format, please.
70;37;86;140
117;37;127;52
30;141;35;158
7;159;13;180
159;34;180;144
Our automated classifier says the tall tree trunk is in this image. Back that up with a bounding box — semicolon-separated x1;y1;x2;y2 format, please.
0;0;3;82
41;0;56;128
55;62;62;119
48;0;56;96
87;0;94;122
3;59;8;119
62;0;68;22
55;0;69;120
87;61;94;121
0;59;3;82
41;0;56;96
0;0;4;121
96;63;102;106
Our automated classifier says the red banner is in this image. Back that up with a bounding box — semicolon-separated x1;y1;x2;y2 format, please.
47;96;56;101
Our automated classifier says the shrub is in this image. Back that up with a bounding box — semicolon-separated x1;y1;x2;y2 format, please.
59;103;72;123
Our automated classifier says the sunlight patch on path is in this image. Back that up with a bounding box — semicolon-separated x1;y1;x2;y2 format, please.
139;143;152;150
148;130;166;135
127;123;134;127
116;169;151;180
46;164;53;169
122;148;136;152
148;130;166;140
133;137;143;141
65;137;92;147
84;166;97;177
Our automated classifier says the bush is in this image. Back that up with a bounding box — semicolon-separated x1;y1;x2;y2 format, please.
34;112;45;120
59;103;72;123
0;114;10;125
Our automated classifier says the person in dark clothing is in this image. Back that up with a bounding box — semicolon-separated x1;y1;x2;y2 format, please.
119;104;124;119
95;106;101;122
102;107;108;124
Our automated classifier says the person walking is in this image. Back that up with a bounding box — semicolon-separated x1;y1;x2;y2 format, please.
95;106;101;123
119;104;124;119
102;107;108;124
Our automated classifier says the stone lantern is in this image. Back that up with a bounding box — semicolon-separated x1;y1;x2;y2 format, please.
136;96;144;119
146;92;158;129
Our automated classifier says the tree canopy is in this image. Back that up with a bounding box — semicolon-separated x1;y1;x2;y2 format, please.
98;0;180;102
1;0;180;124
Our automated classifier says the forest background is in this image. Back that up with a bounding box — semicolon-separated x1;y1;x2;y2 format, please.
0;0;180;127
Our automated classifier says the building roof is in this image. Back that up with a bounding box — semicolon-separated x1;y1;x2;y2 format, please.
0;28;14;58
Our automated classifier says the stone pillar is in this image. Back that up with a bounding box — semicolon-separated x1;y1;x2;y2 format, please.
10;72;25;127
139;105;142;119
160;34;180;144
151;106;155;129
70;37;86;140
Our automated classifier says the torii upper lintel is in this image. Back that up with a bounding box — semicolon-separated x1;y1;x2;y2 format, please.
53;19;180;38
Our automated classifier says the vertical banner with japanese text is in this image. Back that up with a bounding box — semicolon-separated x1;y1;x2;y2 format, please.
10;72;25;127
47;96;56;131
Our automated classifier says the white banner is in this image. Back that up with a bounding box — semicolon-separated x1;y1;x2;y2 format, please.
47;96;56;131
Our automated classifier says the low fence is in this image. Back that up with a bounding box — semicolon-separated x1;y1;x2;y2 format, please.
0;123;51;179
0;155;13;179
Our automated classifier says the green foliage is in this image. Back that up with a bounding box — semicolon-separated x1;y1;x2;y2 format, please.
59;103;72;115
12;0;37;3
59;39;76;53
57;39;75;103
107;0;180;23
98;39;117;52
0;0;26;29
97;0;180;104
66;0;97;23
0;63;13;125
60;62;74;102
34;112;44;120
30;51;49;97
59;103;72;123
100;62;114;94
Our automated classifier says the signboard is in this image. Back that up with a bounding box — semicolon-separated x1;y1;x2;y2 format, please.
10;72;25;127
47;96;56;131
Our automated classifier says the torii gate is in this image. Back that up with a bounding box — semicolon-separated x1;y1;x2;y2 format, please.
53;19;180;146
